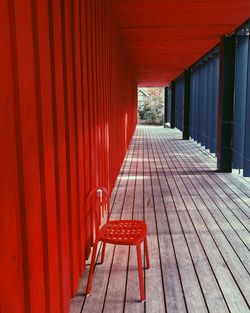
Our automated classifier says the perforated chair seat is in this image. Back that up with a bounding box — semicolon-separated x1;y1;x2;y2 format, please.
85;187;150;302
99;220;147;245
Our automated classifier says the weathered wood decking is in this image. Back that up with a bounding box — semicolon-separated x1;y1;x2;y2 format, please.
70;125;250;313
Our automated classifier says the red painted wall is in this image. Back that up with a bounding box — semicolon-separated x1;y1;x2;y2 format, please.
0;1;137;313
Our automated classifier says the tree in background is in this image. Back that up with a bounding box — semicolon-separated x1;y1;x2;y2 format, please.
138;87;164;125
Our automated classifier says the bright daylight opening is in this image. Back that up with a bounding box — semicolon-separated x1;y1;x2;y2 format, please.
137;87;165;126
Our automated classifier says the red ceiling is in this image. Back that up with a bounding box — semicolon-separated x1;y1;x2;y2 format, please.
111;0;250;86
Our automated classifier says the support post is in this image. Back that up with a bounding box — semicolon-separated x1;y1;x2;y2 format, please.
183;69;190;139
217;35;236;172
243;34;250;176
164;86;168;127
170;81;176;128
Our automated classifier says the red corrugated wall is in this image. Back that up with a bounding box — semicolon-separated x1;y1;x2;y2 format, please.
0;1;137;313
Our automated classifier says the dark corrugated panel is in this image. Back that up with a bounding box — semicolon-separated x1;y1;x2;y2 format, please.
243;34;250;176
232;32;249;169
175;75;184;131
189;49;219;152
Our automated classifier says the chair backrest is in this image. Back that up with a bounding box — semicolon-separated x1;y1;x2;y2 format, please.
86;186;110;242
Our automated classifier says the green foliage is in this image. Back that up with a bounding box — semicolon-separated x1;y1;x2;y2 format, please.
139;89;164;125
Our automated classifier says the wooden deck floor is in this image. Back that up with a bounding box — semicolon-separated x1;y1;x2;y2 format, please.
70;125;250;313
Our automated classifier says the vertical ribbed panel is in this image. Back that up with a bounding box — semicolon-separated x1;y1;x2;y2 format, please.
167;87;172;124
174;75;184;131
243;32;250;176
0;1;137;313
211;55;220;153
189;49;219;152
232;32;249;169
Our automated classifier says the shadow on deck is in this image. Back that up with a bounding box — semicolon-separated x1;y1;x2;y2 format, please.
70;125;250;313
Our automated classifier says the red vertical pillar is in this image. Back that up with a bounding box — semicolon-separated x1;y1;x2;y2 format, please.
0;2;26;312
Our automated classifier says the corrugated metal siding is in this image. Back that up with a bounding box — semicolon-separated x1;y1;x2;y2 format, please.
0;1;137;313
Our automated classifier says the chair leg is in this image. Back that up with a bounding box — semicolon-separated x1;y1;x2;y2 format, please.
136;244;145;302
86;242;98;296
144;238;150;269
101;242;106;264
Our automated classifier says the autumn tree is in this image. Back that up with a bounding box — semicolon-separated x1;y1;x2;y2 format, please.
139;87;164;125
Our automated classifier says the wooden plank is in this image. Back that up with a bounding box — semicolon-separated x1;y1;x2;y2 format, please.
102;131;138;313
143;127;166;313
168;132;250;240
159;127;250;312
173;142;250;258
170;132;250;263
124;128;145;313
69;138;132;313
80;136;137;313
192;196;250;313
70;125;250;313
185;137;250;221
155;130;235;313
151;128;211;313
147;130;187;313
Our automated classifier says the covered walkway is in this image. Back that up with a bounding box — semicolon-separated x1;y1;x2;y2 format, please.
70;126;250;313
2;2;250;312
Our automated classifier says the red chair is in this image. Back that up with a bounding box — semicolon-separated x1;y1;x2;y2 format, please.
85;186;150;302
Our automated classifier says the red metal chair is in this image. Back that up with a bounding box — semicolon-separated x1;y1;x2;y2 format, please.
85;186;150;302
